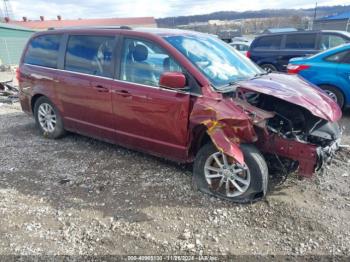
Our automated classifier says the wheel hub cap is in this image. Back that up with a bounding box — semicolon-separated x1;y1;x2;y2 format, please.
38;103;56;133
325;90;337;102
204;152;251;198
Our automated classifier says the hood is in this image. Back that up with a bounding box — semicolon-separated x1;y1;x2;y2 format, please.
237;73;342;122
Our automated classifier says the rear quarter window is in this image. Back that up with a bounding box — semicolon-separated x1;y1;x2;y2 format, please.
24;34;62;68
285;33;316;49
320;34;348;50
252;35;282;50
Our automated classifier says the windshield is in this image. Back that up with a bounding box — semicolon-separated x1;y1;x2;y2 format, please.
164;34;263;89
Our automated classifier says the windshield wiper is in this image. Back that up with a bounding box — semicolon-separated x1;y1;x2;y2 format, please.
254;72;269;77
215;81;241;92
249;71;269;80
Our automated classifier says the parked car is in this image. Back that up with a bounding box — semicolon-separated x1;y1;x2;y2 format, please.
18;27;342;203
230;40;251;55
248;30;350;72
287;43;350;108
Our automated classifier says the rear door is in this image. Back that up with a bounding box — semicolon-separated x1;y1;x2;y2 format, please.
250;35;283;70
20;34;63;112
111;36;191;161
279;33;318;71
55;34;117;141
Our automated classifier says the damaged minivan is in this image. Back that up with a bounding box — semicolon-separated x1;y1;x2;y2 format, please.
18;27;342;203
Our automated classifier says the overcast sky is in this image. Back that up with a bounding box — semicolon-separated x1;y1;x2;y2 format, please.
7;0;350;19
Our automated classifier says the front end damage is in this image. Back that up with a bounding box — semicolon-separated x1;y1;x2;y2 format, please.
190;79;343;178
234;85;343;178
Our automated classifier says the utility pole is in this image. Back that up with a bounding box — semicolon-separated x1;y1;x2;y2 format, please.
2;0;14;19
313;2;318;22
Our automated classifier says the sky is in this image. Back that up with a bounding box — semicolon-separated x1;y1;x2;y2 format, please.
6;0;350;20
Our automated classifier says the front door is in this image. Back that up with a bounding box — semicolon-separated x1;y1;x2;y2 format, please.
111;37;191;161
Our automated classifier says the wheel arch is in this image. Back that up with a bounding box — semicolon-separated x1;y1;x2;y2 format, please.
190;124;211;158
31;94;45;113
317;83;348;106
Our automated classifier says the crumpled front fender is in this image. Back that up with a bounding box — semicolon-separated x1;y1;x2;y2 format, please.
190;97;257;165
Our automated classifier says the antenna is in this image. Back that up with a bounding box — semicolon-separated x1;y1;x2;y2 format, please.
2;0;14;20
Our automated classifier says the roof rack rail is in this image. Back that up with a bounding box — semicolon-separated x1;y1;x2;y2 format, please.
48;25;132;30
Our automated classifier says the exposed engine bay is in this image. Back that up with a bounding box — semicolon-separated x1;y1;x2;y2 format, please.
232;90;342;177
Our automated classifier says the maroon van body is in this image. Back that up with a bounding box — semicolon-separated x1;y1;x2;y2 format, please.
17;28;342;203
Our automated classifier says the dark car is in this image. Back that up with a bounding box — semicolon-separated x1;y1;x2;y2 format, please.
18;27;342;203
248;30;350;72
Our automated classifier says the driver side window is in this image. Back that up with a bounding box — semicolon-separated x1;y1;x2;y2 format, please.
120;38;183;87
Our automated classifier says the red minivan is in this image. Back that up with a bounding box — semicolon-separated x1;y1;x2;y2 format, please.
18;27;342;203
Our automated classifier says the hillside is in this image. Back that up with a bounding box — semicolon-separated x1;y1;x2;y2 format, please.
156;5;350;27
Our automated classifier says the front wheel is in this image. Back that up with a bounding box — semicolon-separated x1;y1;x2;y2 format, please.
193;143;268;203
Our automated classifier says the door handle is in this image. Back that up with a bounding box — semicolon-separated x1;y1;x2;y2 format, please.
113;89;131;97
93;85;109;93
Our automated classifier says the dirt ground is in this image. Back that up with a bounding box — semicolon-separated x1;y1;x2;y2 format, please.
0;99;350;257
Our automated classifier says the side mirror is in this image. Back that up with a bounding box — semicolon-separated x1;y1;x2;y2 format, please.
159;72;186;89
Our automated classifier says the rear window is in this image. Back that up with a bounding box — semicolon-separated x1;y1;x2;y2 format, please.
253;35;282;50
285;33;316;49
325;50;350;64
65;35;115;78
24;34;61;68
320;34;348;50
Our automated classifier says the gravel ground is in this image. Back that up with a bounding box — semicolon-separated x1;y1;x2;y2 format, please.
0;101;350;257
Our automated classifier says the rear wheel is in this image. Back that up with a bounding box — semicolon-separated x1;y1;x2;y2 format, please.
319;85;344;108
260;63;277;72
34;96;66;139
193;143;268;203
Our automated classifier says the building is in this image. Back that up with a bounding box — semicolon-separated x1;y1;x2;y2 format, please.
313;12;350;31
0;23;35;65
7;16;157;30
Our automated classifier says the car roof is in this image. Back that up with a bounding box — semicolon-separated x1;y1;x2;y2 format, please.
230;41;251;45
256;30;350;38
37;26;208;38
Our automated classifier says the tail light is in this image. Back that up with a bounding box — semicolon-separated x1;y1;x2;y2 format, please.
16;67;21;82
287;64;310;74
246;51;251;58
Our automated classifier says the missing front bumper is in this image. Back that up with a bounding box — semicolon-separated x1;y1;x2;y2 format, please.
258;133;343;178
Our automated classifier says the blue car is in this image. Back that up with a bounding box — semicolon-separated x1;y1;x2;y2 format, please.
287;43;350;108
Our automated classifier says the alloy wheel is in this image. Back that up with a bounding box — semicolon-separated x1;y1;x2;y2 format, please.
37;103;57;133
204;151;251;198
324;90;338;103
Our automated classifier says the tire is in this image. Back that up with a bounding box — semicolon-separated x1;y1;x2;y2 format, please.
34;96;66;139
260;63;277;72
193;143;268;203
319;85;345;109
